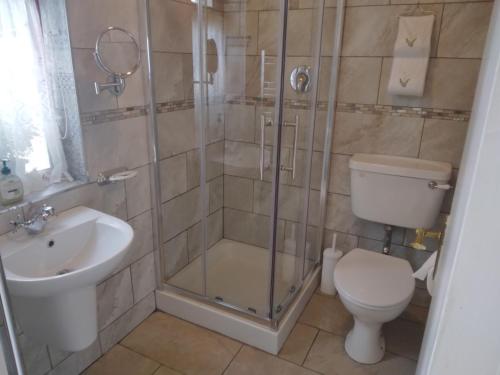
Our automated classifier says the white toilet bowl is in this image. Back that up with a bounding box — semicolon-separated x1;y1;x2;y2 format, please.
334;248;415;364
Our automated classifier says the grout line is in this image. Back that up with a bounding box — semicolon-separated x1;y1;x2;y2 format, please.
221;344;244;375
301;328;321;367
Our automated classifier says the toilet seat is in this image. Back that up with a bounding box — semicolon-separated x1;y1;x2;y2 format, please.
334;248;415;310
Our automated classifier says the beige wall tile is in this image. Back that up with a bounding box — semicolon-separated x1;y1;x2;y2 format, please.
224;207;271;248
419;119;468;168
225;55;261;97
224;11;259;55
157;109;198;159
342;4;442;57
72;49;117;113
160;154;188;202
131;253;156;303
187;209;223;259
378;58;481;110
332;112;424;157
258;11;279;55
318;57;332;101
66;0;140;49
19;334;51;375
97;268;134;330
162;187;201;240
186;141;224;189
163;232;189;278
311;153;351;195
153;53;185;102
254;181;306;222
438;3;492;58
225;104;256;142
321;7;336;57
83;117;149;181
324;193;405;242
208;176;224;213
224;140;262;180
150;0;194;53
115;210;154;273
224;175;254;212
338;57;382;104
125;164;152;219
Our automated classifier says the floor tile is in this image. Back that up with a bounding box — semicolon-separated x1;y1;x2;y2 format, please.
153;366;183;375
224;346;317;375
279;323;318;365
304;331;417;375
82;345;159;375
121;312;242;375
385;319;424;361
299;294;353;336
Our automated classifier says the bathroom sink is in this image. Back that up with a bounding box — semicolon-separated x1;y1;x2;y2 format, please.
0;206;133;351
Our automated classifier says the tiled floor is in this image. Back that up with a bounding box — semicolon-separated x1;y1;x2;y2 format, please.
83;291;424;375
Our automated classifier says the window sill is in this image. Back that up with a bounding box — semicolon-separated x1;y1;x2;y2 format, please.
0;179;89;215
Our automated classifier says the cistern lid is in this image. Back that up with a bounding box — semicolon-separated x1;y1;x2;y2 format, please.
349;154;452;181
334;248;415;309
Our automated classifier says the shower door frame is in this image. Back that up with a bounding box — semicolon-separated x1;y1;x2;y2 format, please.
145;0;344;328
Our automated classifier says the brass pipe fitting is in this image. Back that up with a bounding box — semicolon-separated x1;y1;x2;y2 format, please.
409;228;443;251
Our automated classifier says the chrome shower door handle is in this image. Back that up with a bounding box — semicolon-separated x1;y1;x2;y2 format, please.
260;114;265;180
280;115;299;180
291;114;299;180
260;114;273;180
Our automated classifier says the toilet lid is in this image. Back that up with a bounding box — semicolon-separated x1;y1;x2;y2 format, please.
334;248;415;309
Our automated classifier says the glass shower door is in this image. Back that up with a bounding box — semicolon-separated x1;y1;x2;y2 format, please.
271;0;326;318
195;0;282;318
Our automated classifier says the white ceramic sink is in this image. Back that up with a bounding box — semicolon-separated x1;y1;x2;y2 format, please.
0;206;133;351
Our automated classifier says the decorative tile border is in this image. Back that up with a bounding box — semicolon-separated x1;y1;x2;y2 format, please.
81;96;471;126
336;103;471;122
81;106;147;126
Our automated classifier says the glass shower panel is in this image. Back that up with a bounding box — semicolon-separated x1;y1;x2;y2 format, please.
272;1;326;317
152;0;205;297
197;0;285;318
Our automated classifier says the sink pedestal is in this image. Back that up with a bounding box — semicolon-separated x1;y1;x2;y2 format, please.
14;286;98;352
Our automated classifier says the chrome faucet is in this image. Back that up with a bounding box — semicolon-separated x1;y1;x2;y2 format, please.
10;204;56;235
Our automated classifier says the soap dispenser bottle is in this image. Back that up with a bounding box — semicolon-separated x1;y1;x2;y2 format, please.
0;159;24;205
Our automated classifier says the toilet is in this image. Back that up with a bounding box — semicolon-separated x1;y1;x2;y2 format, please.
334;153;452;364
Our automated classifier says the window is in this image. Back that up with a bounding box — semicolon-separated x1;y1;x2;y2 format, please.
0;0;80;195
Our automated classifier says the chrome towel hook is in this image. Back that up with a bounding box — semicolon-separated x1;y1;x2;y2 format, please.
93;26;141;96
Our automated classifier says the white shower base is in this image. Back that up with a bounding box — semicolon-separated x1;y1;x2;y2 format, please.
156;238;319;354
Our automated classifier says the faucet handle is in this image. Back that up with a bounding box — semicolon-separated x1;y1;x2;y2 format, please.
40;204;55;219
40;204;56;217
9;214;24;232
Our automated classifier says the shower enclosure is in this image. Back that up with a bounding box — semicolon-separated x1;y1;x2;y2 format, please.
146;0;339;342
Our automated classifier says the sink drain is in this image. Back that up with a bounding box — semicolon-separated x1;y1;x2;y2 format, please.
56;269;72;275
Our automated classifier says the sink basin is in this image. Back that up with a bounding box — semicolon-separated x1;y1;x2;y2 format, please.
0;206;133;351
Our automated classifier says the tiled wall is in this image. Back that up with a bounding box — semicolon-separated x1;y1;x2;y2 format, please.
0;0;157;374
